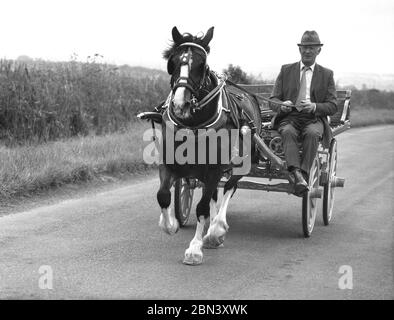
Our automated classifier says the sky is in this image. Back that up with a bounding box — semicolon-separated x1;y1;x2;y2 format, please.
1;0;393;78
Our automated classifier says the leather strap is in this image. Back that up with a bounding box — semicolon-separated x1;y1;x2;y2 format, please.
225;79;304;109
193;77;226;111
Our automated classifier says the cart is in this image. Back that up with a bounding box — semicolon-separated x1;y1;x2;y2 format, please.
174;84;352;237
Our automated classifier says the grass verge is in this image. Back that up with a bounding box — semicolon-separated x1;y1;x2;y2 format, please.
0;121;154;200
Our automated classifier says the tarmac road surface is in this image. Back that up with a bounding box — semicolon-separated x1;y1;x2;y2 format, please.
0;125;393;299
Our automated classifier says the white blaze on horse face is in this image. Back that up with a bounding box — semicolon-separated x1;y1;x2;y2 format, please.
173;54;192;109
172;65;188;108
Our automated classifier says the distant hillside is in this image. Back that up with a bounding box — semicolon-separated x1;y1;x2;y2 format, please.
250;67;394;92
117;65;168;78
336;72;394;91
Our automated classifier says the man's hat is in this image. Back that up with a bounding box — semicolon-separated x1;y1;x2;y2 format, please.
297;30;323;46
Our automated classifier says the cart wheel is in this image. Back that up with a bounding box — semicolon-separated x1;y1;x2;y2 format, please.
174;178;194;227
302;155;320;237
323;139;337;225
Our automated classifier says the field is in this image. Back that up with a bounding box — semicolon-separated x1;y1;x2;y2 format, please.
0;58;169;145
0;59;393;201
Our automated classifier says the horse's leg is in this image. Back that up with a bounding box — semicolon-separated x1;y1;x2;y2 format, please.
203;188;222;249
203;175;242;248
183;172;221;265
157;164;178;235
209;188;219;225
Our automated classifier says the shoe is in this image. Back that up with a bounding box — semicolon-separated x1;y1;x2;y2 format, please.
293;169;308;196
287;171;296;185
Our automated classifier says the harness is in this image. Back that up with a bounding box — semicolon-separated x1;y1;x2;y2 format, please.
165;72;230;131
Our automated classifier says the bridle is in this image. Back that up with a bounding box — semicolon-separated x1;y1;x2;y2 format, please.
169;42;209;99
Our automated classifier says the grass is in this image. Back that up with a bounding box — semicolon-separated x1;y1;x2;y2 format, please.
0;108;393;201
0;121;153;200
349;107;394;127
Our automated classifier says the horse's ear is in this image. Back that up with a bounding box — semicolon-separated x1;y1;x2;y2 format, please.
172;26;183;44
201;27;214;47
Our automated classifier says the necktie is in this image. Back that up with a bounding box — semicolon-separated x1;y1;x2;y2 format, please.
296;66;310;109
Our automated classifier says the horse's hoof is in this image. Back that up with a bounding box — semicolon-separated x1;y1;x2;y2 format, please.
183;251;203;265
202;233;225;249
160;223;179;235
203;241;224;249
159;214;179;235
203;220;228;248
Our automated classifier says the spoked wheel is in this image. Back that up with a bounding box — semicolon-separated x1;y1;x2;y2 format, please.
323;139;337;225
174;178;194;227
302;155;321;237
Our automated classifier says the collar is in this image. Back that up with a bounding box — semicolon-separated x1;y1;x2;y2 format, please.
163;72;229;130
165;86;228;131
300;61;316;72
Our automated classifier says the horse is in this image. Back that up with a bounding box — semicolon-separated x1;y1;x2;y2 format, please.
156;26;264;265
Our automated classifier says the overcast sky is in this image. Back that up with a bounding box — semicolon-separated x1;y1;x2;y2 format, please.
1;0;393;77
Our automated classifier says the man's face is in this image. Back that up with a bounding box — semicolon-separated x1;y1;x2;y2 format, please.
299;45;321;66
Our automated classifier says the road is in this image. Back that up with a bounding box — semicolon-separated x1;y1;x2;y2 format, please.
0;125;393;300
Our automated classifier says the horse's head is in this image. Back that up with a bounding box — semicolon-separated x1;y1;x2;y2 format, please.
164;26;214;121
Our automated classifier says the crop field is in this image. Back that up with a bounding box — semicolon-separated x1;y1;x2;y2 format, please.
0;58;170;145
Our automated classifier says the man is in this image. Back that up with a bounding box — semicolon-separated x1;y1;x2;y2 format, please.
270;30;337;196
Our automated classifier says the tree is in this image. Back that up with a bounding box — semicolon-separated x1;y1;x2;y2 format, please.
223;64;251;84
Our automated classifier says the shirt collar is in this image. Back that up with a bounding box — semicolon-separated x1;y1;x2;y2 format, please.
300;61;315;72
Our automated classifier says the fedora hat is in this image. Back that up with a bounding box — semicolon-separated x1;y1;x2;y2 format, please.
297;30;323;46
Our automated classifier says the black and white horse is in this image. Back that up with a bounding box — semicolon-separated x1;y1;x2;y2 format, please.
156;26;262;265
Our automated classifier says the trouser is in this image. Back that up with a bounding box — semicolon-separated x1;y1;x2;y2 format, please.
278;116;324;174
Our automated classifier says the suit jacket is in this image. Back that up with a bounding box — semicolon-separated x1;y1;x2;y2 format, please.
270;62;337;148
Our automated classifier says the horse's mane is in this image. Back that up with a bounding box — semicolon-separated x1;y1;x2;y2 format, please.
162;33;211;60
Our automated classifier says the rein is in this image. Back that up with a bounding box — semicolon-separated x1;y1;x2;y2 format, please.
191;73;226;112
225;79;305;109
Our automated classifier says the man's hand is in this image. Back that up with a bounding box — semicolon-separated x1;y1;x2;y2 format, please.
299;100;316;113
280;100;293;113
